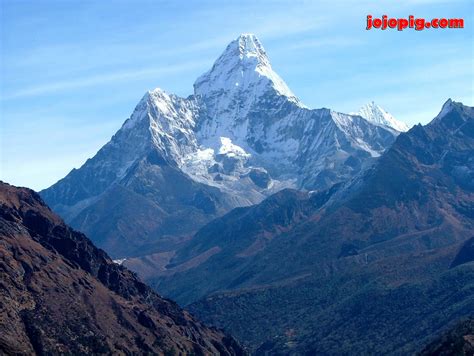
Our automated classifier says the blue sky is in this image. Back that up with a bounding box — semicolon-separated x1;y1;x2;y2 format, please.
1;0;472;190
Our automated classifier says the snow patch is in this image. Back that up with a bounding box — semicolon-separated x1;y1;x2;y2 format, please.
113;258;127;265
219;137;251;158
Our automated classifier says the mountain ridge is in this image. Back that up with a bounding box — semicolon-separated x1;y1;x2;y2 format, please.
41;33;407;259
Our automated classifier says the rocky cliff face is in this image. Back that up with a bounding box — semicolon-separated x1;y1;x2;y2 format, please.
41;34;401;259
0;182;244;355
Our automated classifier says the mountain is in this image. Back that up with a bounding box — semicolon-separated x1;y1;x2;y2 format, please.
141;100;474;354
40;34;402;259
420;318;474;355
0;181;244;355
354;101;409;132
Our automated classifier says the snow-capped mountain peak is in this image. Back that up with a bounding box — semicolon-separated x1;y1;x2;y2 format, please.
235;33;270;65
194;34;301;114
354;101;409;132
193;33;305;150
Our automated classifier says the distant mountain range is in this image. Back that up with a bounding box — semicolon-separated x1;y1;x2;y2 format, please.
0;182;244;355
33;33;473;354
41;34;402;259
136;99;474;354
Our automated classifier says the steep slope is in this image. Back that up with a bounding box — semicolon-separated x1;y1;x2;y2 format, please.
142;100;474;354
0;182;244;355
69;149;243;258
135;186;339;303
41;34;401;259
40;89;257;258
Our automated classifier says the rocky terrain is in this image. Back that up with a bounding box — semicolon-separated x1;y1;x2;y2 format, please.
0;182;244;355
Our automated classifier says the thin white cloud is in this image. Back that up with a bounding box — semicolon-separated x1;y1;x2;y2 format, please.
2;10;327;102
1;60;210;100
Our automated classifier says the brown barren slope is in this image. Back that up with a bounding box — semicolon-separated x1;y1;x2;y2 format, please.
0;181;245;355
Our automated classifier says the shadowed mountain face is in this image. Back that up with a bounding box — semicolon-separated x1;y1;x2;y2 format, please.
452;236;474;268
40;34;399;259
139;101;474;354
0;182;244;355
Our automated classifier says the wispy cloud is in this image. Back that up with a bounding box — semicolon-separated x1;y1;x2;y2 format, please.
2;60;210;100
2;8;326;102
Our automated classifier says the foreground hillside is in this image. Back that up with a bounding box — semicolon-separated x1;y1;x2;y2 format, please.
0;182;244;355
141;100;474;354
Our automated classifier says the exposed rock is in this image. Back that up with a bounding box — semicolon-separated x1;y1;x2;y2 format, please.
0;182;245;355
